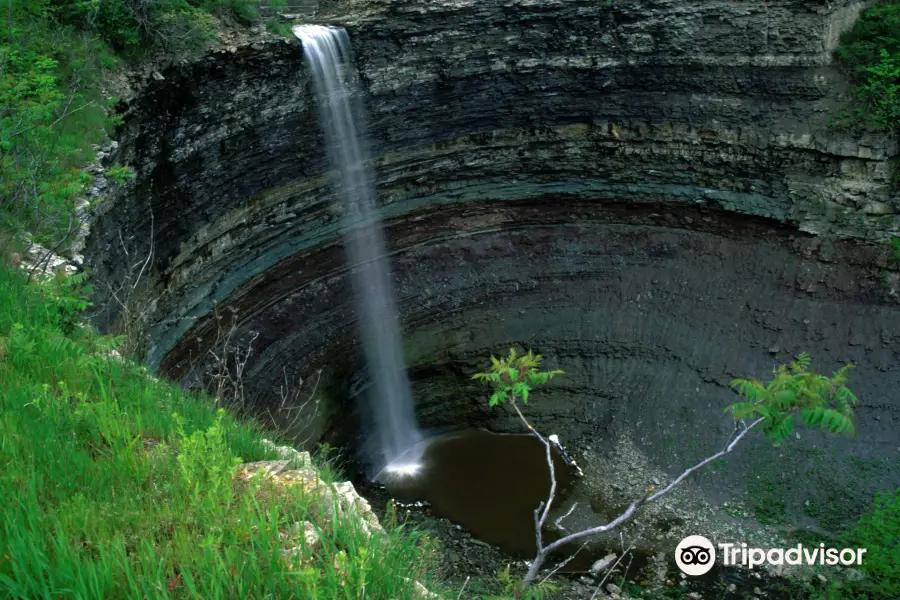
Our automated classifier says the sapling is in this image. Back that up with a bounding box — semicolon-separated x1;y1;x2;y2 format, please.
473;349;858;591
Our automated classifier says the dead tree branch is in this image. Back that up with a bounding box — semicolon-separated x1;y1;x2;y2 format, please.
517;405;765;588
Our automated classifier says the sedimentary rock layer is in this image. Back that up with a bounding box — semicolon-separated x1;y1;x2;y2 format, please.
84;0;900;530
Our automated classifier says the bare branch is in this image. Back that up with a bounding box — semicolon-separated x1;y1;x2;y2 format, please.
648;417;764;503
519;416;767;588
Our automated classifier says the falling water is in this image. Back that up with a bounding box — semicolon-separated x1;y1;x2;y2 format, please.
293;25;424;477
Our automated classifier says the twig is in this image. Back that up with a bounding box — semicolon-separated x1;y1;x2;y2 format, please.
455;576;469;599
590;542;635;600
539;541;588;586
647;417;764;502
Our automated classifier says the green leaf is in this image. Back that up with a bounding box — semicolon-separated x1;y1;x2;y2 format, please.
773;390;794;409
781;416;794;438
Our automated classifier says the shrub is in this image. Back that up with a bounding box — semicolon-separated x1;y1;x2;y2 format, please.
0;0;260;248
835;2;900;131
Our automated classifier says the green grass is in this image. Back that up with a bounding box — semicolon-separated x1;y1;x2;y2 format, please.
0;263;441;599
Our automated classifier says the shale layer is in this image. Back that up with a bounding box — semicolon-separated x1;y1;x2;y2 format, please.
85;0;900;533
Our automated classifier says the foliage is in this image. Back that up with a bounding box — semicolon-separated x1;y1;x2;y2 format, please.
849;49;900;130
47;0;259;55
835;2;900;131
890;235;900;265
472;347;564;407
810;488;900;600
173;409;243;523
266;18;295;38
0;263;441;599
484;563;556;599
46;270;94;334
727;353;857;446
836;3;900;72
0;41;102;243
848;489;900;594
0;0;262;251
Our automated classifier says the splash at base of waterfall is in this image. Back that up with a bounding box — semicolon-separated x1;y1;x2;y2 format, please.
374;438;429;483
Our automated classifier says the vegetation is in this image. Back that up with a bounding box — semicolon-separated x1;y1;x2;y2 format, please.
0;0;282;252
835;2;900;131
0;263;440;599
474;348;861;592
1;12;115;246
472;348;564;410
844;489;900;597
890;235;900;265
810;488;900;600
728;352;857;445
2;0;898;595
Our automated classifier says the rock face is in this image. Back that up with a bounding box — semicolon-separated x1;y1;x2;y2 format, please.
85;0;899;534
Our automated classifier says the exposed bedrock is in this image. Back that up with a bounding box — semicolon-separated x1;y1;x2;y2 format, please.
85;0;900;534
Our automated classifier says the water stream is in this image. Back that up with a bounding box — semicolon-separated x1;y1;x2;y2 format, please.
294;25;424;477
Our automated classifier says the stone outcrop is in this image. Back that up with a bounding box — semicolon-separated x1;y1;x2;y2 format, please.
241;440;438;595
85;0;900;534
238;442;381;549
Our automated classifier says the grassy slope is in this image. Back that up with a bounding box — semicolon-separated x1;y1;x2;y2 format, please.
0;263;440;599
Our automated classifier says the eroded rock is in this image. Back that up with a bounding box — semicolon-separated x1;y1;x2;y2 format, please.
84;0;900;544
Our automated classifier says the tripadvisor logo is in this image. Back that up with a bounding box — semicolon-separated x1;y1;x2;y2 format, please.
675;535;716;576
675;535;868;576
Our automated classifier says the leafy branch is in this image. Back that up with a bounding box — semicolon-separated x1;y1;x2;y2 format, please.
726;352;857;445
472;347;564;408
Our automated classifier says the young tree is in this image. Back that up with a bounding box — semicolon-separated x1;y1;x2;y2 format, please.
473;349;858;591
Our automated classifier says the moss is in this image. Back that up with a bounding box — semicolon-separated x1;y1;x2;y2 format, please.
890;235;900;265
751;490;789;525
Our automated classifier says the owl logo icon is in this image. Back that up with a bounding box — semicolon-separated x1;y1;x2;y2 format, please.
675;535;716;576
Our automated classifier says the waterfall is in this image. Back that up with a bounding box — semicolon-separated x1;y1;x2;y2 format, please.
293;25;424;477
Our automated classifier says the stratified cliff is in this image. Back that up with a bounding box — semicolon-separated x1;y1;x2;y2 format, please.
85;0;899;532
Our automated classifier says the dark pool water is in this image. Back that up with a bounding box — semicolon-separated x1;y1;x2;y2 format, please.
380;428;578;556
366;430;813;598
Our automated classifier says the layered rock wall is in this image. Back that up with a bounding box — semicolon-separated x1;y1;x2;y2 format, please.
85;0;900;531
